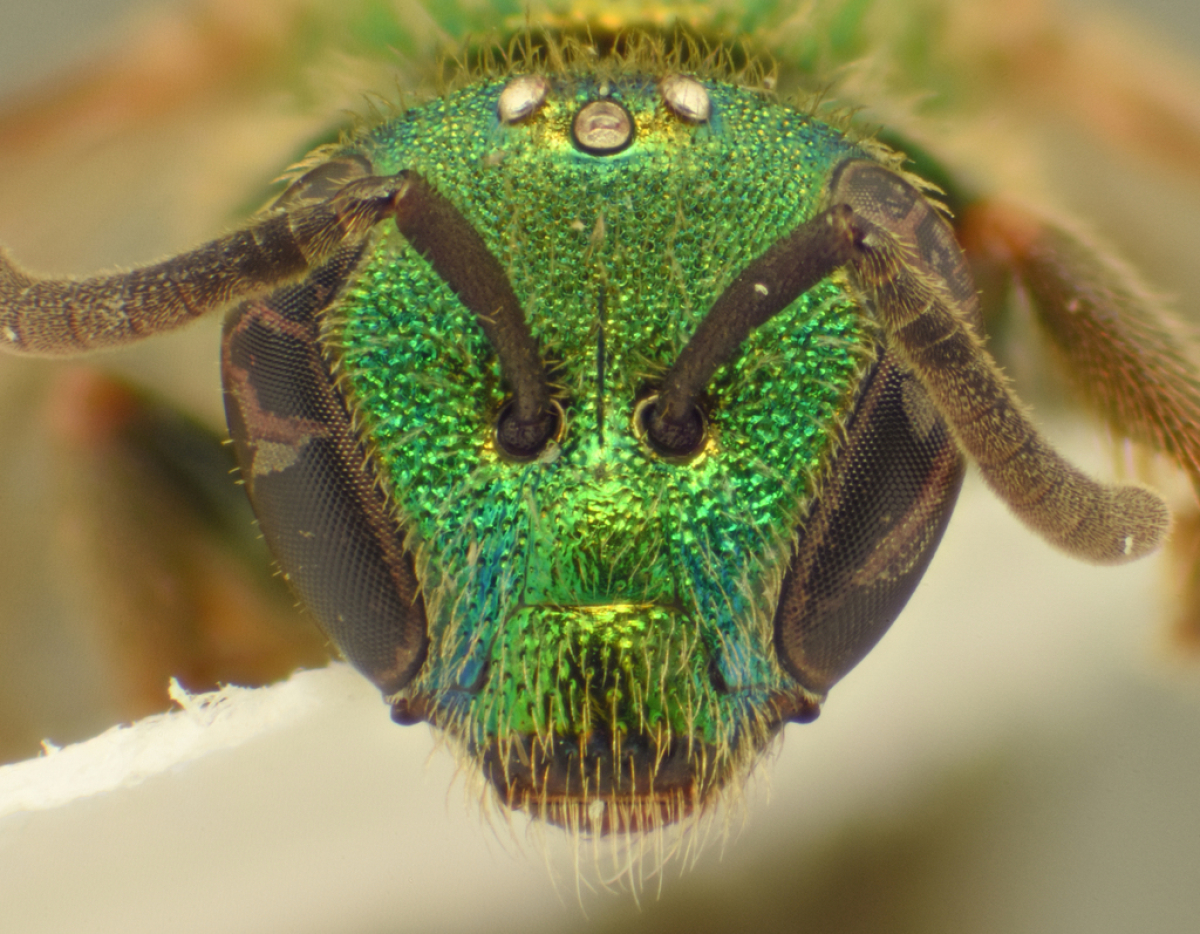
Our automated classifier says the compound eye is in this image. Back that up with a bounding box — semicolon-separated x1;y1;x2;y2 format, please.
495;398;564;461
633;394;707;461
273;154;374;209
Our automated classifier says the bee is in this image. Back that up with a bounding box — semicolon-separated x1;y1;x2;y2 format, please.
2;0;1199;924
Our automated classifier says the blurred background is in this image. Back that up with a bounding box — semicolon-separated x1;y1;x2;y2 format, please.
0;1;1198;931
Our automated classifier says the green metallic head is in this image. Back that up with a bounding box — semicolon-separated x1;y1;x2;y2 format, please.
325;52;873;830
215;37;967;832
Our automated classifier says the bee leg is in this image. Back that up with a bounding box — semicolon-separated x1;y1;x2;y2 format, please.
960;199;1200;484
1164;511;1200;653
961;198;1200;650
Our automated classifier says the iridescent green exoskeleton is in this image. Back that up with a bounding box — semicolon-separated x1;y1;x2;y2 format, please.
1;24;1196;833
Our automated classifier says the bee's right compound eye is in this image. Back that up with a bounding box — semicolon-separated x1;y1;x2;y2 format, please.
221;254;430;697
